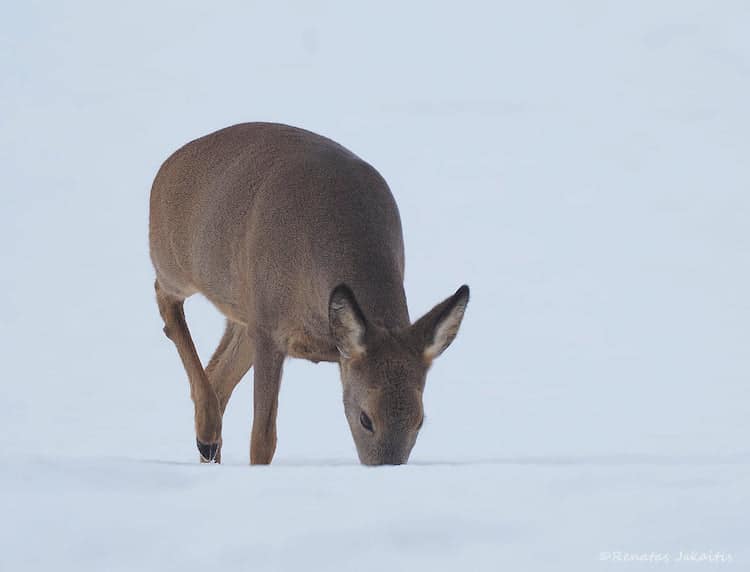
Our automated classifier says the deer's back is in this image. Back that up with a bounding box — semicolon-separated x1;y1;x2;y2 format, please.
149;123;407;334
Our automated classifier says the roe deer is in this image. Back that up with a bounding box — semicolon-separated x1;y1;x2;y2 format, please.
149;123;469;465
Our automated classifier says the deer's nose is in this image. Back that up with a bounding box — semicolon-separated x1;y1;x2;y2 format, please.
378;444;409;465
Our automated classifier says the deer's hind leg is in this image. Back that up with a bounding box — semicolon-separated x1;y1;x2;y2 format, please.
155;280;222;462
205;320;255;463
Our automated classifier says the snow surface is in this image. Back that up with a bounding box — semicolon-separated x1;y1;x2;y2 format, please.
1;1;749;570
3;455;749;571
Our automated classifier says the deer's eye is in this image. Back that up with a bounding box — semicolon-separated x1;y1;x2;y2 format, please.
360;411;374;432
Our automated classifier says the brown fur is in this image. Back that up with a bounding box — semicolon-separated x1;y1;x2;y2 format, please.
149;123;468;465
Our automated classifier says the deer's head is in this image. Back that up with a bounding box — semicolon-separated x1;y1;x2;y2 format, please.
329;284;469;465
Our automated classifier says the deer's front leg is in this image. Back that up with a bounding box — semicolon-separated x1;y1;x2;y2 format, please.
250;335;284;465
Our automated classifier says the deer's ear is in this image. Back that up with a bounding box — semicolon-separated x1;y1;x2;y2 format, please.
329;284;367;359
412;285;469;363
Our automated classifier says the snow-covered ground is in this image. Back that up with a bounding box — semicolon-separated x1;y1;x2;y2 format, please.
3;455;748;570
1;1;748;570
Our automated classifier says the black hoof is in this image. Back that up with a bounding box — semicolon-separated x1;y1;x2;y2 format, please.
197;439;219;462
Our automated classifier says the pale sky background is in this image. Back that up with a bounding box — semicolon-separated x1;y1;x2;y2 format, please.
1;0;748;465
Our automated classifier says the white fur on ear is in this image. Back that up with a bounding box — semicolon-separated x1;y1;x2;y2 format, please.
329;284;367;359
421;285;469;363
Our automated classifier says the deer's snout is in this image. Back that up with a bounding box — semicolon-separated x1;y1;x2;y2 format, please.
378;456;407;466
362;455;408;466
358;434;415;466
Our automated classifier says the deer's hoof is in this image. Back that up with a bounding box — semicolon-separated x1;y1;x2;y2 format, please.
197;439;219;463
